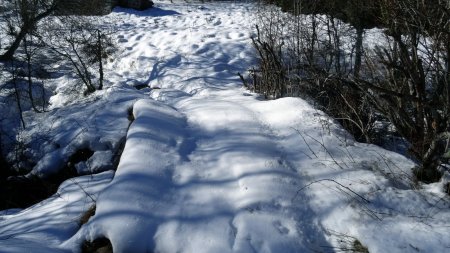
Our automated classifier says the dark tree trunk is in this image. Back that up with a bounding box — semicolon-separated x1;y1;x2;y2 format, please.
354;26;364;78
0;133;10;180
12;68;26;129
0;29;28;61
0;6;55;61
23;37;41;112
97;30;104;90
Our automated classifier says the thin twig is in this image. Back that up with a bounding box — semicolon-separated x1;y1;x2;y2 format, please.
304;132;347;170
292;127;318;158
292;179;370;204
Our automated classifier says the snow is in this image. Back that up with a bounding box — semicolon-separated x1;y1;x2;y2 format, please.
1;1;450;253
20;87;146;178
0;171;114;253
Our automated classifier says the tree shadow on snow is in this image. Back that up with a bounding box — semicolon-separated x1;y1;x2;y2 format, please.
91;169;334;252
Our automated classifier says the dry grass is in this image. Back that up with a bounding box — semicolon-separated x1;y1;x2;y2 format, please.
353;239;369;253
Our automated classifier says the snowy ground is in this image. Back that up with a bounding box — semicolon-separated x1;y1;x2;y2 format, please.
1;1;449;253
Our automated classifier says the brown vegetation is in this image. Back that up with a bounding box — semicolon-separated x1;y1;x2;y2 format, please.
249;0;450;183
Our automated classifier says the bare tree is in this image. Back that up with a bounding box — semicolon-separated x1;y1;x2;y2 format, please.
21;33;47;112
250;1;378;142
41;16;116;94
8;61;26;128
81;29;116;91
0;0;58;61
250;0;449;182
356;0;450;181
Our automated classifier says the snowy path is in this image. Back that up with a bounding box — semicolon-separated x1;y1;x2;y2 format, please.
68;96;329;252
1;1;449;253
73;2;450;252
65;3;324;250
63;3;333;251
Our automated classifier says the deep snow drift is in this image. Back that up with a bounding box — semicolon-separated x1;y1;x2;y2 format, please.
1;1;449;253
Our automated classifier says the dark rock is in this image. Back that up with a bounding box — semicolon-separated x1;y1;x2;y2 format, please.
119;0;154;11
82;237;113;253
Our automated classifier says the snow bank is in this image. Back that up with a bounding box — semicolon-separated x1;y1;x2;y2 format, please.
21;87;146;178
65;96;325;252
0;171;114;252
64;99;185;251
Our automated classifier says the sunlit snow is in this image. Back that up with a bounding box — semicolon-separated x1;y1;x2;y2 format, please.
1;1;449;253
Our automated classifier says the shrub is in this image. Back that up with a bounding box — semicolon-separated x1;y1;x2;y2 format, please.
249;0;450;182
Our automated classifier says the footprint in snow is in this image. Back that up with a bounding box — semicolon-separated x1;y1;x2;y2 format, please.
273;220;290;235
117;34;128;43
227;32;245;40
195;47;209;55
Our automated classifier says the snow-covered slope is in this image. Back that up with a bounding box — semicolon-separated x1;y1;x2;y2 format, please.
1;1;449;253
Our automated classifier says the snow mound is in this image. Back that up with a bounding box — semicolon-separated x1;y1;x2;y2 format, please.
0;171;114;253
65;98;322;252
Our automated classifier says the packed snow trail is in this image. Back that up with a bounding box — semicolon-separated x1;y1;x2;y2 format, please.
67;97;331;252
66;2;446;252
65;3;331;251
1;1;449;253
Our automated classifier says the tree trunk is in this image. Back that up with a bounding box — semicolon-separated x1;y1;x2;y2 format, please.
0;5;55;61
0;133;11;180
23;37;41;112
12;66;26;129
0;29;28;61
354;26;364;78
97;30;104;90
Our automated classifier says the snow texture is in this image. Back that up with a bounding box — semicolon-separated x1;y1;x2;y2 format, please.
1;1;449;253
0;171;114;253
